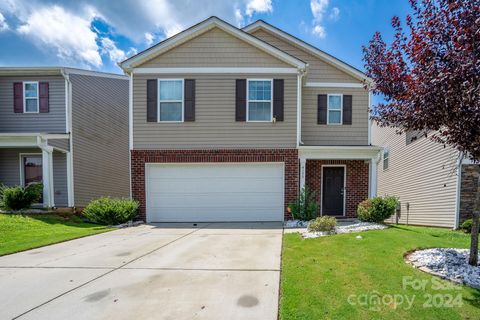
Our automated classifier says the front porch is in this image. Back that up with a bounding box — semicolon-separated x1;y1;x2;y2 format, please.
299;146;382;218
0;133;71;208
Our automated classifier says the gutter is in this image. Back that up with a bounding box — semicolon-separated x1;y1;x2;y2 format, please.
296;67;306;147
60;69;75;207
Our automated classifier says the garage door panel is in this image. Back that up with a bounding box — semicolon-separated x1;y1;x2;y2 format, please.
148;178;283;194
149;193;283;208
146;163;284;222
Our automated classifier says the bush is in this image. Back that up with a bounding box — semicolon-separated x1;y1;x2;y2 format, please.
0;183;43;211
288;187;318;221
460;219;480;233
308;216;337;233
357;196;399;223
83;197;139;225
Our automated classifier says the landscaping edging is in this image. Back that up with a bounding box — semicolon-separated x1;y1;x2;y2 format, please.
405;248;480;289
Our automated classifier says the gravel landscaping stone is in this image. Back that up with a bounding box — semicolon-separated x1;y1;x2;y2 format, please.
284;220;388;238
284;219;309;228
407;248;480;289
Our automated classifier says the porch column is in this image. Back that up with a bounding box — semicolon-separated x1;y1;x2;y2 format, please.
37;136;55;208
300;157;307;190
369;157;377;198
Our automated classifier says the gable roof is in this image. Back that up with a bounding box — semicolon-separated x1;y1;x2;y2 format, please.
243;20;371;83
119;16;307;72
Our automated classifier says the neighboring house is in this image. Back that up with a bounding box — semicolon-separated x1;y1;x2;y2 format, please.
372;125;479;229
120;17;381;223
0;67;130;209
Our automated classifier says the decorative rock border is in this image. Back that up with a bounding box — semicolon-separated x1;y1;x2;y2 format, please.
405;248;480;289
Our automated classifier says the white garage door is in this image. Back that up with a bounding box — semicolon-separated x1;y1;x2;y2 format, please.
145;163;284;222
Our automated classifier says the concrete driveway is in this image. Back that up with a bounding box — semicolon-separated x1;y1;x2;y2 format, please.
0;222;283;320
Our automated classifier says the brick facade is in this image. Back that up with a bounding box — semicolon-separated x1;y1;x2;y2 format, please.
131;149;299;221
459;164;480;224
305;160;369;218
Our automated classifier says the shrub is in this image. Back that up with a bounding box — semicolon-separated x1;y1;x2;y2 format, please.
357;196;399;223
460;219;480;233
83;197;139;225
0;183;43;211
288;187;318;221
308;216;337;233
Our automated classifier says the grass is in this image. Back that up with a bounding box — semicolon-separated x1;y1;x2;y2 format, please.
280;225;480;320
0;213;110;256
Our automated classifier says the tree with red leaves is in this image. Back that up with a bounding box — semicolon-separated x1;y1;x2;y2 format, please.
363;0;480;265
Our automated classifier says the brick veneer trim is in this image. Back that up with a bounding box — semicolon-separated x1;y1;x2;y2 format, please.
131;149;299;221
305;159;369;218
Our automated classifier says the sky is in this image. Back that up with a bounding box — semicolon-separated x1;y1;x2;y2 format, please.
0;0;413;75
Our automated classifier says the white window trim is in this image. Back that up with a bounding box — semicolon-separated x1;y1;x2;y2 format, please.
23;81;39;114
246;79;273;123
326;93;343;125
383;146;390;171
157;78;184;123
19;153;42;187
320;164;347;217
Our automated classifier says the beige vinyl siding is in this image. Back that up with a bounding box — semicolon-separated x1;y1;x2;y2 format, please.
0;76;66;133
133;74;297;149
372;125;459;228
250;29;357;83
301;87;369;145
142;27;290;68
70;74;130;206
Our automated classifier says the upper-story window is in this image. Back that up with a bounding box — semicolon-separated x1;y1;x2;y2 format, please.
247;79;272;122
327;94;342;124
158;79;184;122
24;81;39;113
383;147;390;170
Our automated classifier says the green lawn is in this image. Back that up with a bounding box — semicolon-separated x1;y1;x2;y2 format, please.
281;225;480;320
0;213;110;256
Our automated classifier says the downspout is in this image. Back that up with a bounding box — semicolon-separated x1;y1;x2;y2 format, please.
454;152;464;229
296;68;306;147
61;69;74;207
127;70;133;199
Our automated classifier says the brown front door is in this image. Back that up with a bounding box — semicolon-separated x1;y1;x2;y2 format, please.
322;166;345;216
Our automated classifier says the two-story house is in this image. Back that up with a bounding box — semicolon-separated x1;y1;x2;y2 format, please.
120;17;381;223
0;67;130;209
372;125;479;229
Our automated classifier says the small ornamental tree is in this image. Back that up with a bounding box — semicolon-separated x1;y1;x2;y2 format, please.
363;0;480;265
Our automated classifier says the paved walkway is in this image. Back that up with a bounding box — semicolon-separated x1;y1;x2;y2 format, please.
0;222;283;320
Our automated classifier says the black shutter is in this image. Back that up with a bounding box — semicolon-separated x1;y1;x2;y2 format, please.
235;79;246;121
273;79;284;121
317;94;327;124
184;79;195;121
343;95;352;125
146;79;157;122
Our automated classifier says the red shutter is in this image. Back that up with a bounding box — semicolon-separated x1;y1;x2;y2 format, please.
13;82;23;113
39;82;49;113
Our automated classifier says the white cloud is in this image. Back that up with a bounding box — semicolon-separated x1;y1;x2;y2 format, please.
0;12;8;31
245;0;273;16
234;7;244;27
17;5;102;67
310;0;329;38
144;32;154;46
312;25;326;38
100;37;126;63
310;0;340;38
329;7;340;21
